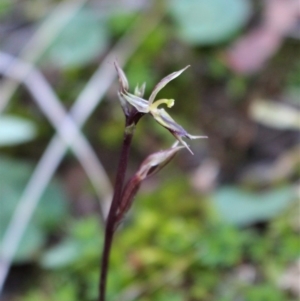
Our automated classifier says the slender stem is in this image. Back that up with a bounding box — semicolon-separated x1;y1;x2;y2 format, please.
99;114;141;301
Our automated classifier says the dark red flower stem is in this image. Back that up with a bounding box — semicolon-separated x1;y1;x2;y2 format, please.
99;127;133;301
99;111;143;301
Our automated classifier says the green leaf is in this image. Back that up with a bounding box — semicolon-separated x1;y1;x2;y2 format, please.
40;217;103;269
12;225;45;263
108;12;136;36
0;156;68;262
212;186;296;226
168;0;252;45
0;115;37;146
40;239;81;269
44;9;108;68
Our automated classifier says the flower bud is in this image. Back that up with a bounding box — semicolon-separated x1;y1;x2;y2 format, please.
115;144;183;227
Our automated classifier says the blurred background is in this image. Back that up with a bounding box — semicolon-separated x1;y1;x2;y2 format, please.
0;0;299;300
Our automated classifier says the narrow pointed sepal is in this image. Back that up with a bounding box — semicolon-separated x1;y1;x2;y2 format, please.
172;133;194;154
149;65;190;104
114;61;129;92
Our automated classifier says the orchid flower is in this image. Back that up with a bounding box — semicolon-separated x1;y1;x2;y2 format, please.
115;62;207;154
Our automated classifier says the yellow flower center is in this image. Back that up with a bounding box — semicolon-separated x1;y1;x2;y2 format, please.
149;99;174;111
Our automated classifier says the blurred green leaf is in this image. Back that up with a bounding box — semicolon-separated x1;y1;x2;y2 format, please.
0;0;12;17
249;99;300;130
0;156;68;262
41;239;81;269
44;9;108;68
108;12;136;36
212;186;296;226
12;224;45;263
0;115;37;146
168;0;251;45
40;217;102;269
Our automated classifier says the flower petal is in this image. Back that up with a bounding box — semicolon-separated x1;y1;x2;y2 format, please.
134;82;146;97
121;92;150;113
117;92;131;116
149;65;190;104
151;108;188;135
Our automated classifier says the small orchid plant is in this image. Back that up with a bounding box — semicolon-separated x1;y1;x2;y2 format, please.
98;62;207;301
